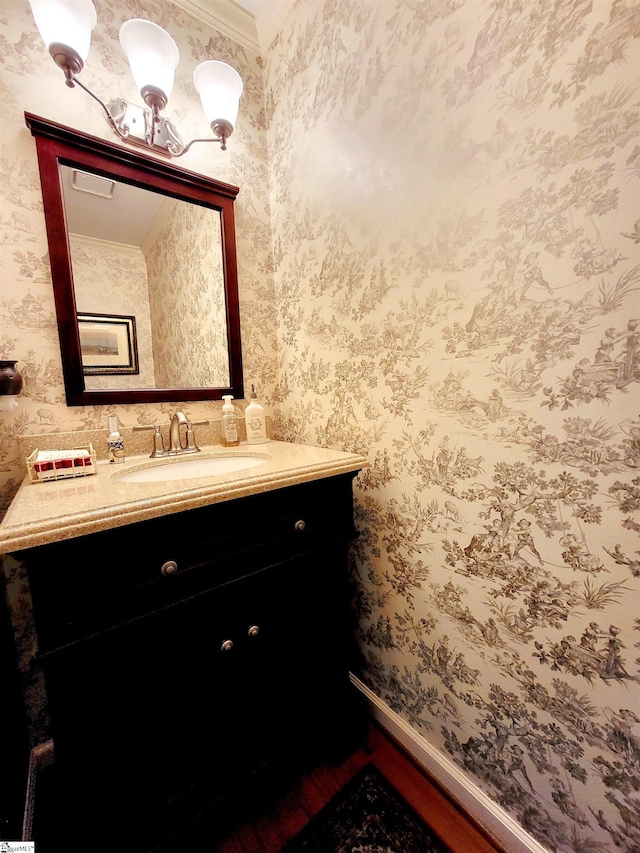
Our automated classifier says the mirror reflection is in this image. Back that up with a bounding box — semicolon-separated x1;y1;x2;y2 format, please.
27;111;243;406
61;165;230;391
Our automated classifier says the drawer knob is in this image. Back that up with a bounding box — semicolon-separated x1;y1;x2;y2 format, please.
294;519;306;532
221;639;234;652
161;560;178;576
248;625;260;638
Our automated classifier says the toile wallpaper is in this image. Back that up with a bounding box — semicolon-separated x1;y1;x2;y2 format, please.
70;235;157;390
0;0;277;515
145;198;229;387
1;0;639;850
0;0;277;807
262;2;640;851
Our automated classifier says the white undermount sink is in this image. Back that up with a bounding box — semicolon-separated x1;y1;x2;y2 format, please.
116;453;269;483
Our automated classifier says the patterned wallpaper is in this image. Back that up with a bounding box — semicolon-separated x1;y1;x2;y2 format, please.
70;235;157;389
1;0;639;850
145;198;229;387
262;1;639;851
0;0;277;514
0;0;277;794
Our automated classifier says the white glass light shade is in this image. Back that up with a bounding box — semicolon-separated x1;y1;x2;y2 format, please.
193;61;243;130
29;0;97;63
119;19;179;102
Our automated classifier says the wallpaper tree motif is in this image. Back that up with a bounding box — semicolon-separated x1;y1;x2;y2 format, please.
1;0;639;849
263;1;640;850
70;236;156;390
145;200;229;388
0;0;277;799
0;0;276;511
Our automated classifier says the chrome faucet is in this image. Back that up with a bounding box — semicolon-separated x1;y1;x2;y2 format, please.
134;415;206;457
168;411;200;455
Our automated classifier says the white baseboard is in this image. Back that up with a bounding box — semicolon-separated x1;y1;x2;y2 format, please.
351;674;551;853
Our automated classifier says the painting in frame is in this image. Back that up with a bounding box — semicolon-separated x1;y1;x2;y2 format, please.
78;312;139;375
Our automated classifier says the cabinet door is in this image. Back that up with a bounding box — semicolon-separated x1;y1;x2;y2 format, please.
41;541;352;841
43;586;245;840
215;545;351;776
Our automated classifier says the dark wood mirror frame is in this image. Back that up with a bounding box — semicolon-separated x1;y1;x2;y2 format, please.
25;112;243;406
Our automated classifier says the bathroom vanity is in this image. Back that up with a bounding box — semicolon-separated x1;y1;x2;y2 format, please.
0;441;366;849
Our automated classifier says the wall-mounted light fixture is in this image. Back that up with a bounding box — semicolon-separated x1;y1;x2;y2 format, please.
28;0;243;154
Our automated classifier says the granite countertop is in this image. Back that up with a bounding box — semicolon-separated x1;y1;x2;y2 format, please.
0;440;367;554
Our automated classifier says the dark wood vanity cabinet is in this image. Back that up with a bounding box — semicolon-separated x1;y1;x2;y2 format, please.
23;473;362;849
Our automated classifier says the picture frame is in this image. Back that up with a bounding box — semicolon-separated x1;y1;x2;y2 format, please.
77;312;139;375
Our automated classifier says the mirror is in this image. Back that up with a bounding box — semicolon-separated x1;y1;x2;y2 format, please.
26;112;243;406
62;167;230;391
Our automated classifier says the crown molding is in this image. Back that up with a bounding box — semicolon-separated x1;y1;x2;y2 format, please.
170;0;260;53
69;232;142;257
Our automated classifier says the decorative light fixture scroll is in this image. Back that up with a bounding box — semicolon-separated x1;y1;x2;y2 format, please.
28;0;243;153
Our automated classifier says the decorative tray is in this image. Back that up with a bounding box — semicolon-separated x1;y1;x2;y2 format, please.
26;444;97;483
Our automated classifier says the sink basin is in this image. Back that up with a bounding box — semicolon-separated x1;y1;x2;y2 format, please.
117;454;269;483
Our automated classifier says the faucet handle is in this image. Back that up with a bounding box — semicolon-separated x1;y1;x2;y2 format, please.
185;420;200;453
151;424;167;457
133;423;167;458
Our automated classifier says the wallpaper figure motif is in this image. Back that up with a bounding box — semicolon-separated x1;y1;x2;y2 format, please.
263;1;640;851
0;0;277;505
1;0;639;850
144;199;229;388
70;236;156;390
0;0;277;765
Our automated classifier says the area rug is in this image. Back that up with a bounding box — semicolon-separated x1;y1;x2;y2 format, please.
280;763;449;853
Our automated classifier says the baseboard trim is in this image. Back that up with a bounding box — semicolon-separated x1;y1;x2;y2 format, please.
22;740;54;842
350;674;550;853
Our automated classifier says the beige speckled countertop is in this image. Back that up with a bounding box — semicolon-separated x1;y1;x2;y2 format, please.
0;441;367;554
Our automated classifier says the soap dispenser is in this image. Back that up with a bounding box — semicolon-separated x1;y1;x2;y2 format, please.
245;385;267;444
221;395;239;447
107;416;125;463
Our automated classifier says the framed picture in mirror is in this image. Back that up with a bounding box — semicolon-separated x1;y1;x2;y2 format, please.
78;312;139;376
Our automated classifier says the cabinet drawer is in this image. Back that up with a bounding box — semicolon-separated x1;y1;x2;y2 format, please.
26;474;357;652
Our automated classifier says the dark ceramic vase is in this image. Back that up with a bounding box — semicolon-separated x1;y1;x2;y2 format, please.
0;360;23;396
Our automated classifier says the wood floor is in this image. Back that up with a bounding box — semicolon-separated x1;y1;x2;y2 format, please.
32;718;506;852
207;722;505;853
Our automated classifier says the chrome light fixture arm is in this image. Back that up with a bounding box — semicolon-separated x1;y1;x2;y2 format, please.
51;42;140;147
29;4;242;157
69;75;131;140
167;127;230;156
64;72;231;156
